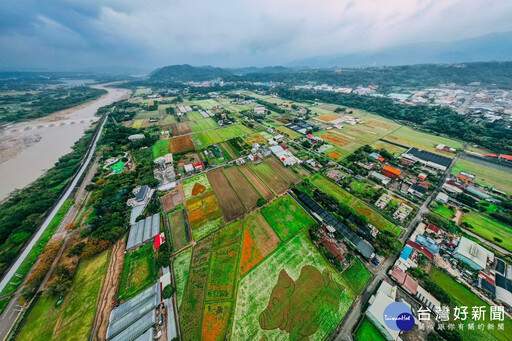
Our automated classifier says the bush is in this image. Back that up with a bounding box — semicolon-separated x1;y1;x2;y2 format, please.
162;284;175;299
257;198;267;207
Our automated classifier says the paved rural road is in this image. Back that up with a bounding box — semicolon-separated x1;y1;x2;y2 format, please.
333;153;460;340
0;115;110;341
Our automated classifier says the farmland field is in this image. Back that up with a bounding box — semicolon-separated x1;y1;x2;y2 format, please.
239;165;274;201
132;119;144;129
354;317;386;341
233;231;355;341
429;267;512;341
183;174;224;240
152;139;170;158
261;195;315;242
169;209;189;250
383;126;462;156
462;211;512;252
207;168;246;221
223;166;262;210
244;212;280;257
169;135;195;153
206;243;239;301
174;248;192;306
265;156;301;185
161;188;185;212
276;126;302;139
117;243;158;301
451;158;512;194
311;174;401;236
239;228;264;276
371;140;408;156
250;162;289;195
17;250;110;341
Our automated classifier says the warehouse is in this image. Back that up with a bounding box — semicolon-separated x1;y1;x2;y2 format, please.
400;147;452;171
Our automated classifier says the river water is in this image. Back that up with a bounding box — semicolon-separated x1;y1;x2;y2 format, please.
0;85;130;201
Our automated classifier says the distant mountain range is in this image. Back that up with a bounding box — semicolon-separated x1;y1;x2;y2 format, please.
288;31;512;68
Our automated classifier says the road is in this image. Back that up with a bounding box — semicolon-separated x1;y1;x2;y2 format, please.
0;116;109;341
333;153;461;340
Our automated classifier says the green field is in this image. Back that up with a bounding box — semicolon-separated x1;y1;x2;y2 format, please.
311;175;401;236
462;211;512;252
152;139;170;159
261;195;315;242
190;124;253;148
432;203;454;219
384;126;461;155
276;126;301;139
451;158;512;194
118;243;158;301
233;231;356;341
173;248;192;307
17;250;110;341
133;87;151;96
429;267;512;341
354;317;386;341
340;258;371;296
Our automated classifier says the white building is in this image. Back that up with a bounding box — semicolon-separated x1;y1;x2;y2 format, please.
269;145;300;166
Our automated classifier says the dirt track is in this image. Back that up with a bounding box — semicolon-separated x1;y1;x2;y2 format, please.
92;239;126;341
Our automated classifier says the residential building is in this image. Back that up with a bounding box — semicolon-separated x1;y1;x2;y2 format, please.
381;165;402;179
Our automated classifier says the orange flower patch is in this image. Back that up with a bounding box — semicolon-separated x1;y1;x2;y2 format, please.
186;198;203;211
192;182;207;196
328;151;342;159
189;209;207;228
201;302;231;341
239;228;264;276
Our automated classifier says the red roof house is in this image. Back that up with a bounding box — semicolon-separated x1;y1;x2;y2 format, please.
381;165;402;179
406;241;434;261
154;232;165;249
427;224;440;234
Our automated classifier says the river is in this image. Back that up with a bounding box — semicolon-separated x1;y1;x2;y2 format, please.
0;85;131;201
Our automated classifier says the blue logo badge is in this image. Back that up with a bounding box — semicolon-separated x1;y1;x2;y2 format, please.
383;302;415;331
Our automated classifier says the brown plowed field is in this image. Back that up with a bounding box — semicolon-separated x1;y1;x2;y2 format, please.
161;188;185;212
207;169;245;221
169;135;195;153
239;165;274;201
223;166;261;210
265;156;301;185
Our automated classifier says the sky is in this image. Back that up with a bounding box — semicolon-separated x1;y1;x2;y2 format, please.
1;0;512;71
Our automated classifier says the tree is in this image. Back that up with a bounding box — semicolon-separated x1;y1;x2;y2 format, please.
375;231;402;256
257;198;267;207
162;284;175;299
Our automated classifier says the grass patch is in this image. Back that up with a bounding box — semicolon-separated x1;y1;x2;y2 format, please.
354;316;386;341
462;211;512;252
117;243;158;301
433;203;454;219
261;195;315;242
429;267;512;341
340;258;371;297
152;139;170;159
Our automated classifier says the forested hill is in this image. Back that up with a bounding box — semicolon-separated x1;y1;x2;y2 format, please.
149;61;512;89
149;64;233;81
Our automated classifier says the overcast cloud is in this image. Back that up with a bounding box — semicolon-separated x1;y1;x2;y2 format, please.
1;0;511;71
